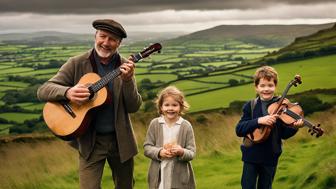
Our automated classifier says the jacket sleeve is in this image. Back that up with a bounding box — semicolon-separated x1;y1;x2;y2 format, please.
280;121;298;139
144;119;162;161
122;77;142;113
235;101;259;137
179;124;196;162
37;57;75;102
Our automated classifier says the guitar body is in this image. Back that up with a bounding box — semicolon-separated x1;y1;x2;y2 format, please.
43;73;107;140
247;126;271;143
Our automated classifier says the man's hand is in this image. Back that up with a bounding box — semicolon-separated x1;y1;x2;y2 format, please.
65;84;90;105
120;59;135;81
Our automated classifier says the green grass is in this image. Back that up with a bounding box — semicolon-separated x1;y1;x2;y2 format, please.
0;124;11;135
0;113;40;123
0;81;29;88
0;67;35;75
173;80;226;95
136;73;177;83
15;102;44;111
187;55;336;112
0;109;334;189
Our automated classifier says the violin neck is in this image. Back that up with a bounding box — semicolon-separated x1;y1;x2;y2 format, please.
283;108;314;129
272;84;292;114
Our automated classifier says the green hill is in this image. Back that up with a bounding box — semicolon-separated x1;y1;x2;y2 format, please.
261;23;336;62
165;23;334;47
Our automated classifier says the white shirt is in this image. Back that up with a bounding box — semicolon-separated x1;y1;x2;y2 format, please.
158;116;183;189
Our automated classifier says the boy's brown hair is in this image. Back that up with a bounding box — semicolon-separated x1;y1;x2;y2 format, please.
155;86;190;115
253;66;278;86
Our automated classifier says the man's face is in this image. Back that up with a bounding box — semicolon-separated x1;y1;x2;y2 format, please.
94;30;121;62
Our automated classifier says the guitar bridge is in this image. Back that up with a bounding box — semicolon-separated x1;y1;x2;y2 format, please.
60;101;76;118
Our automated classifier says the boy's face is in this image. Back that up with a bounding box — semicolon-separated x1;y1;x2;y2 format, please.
255;78;276;101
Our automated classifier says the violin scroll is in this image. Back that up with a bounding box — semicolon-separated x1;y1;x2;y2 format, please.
292;75;302;87
308;123;324;138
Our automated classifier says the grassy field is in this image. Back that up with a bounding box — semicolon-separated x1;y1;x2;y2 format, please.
186;55;336;112
0;108;335;189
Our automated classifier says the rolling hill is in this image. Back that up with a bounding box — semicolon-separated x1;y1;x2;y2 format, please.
165;23;335;47
262;23;336;61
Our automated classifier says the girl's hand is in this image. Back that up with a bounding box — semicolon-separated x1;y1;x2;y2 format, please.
170;145;184;157
159;148;173;159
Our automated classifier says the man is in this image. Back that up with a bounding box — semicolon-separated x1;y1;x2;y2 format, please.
37;19;142;189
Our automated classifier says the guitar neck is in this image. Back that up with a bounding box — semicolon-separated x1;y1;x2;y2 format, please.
89;52;143;93
90;69;122;93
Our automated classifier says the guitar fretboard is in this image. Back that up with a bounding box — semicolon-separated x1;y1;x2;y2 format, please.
89;52;142;93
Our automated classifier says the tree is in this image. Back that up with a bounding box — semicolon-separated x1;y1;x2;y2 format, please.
228;79;239;86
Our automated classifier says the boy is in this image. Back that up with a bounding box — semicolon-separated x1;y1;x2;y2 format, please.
235;66;303;189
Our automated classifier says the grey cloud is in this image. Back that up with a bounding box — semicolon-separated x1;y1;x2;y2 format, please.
0;0;334;14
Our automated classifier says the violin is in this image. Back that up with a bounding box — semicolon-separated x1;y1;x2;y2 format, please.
268;98;324;137
247;75;324;144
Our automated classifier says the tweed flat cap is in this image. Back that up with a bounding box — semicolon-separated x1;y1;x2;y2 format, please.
92;19;127;38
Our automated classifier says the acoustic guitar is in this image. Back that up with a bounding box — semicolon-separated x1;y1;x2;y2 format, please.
43;43;162;140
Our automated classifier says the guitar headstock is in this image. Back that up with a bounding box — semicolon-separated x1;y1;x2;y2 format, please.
308;123;324;137
140;43;162;58
130;43;162;63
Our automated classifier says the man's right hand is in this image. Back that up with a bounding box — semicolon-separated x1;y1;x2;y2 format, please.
65;84;90;105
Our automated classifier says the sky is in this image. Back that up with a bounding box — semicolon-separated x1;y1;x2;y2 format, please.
0;0;335;34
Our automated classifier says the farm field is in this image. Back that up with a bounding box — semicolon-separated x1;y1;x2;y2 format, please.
0;36;335;134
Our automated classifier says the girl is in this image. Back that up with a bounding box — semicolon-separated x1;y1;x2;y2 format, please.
144;86;196;189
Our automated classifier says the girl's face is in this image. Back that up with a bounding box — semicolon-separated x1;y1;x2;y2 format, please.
161;96;181;122
255;78;276;101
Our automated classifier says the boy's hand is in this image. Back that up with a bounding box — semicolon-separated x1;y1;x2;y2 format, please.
292;119;304;128
258;115;278;127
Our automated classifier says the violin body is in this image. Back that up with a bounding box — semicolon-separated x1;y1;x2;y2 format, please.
246;98;300;143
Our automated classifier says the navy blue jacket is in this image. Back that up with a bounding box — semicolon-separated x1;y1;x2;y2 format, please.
235;98;298;166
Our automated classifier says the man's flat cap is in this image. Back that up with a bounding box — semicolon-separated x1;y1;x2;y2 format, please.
92;19;127;38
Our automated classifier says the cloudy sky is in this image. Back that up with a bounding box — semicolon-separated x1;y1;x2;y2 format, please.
0;0;335;34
